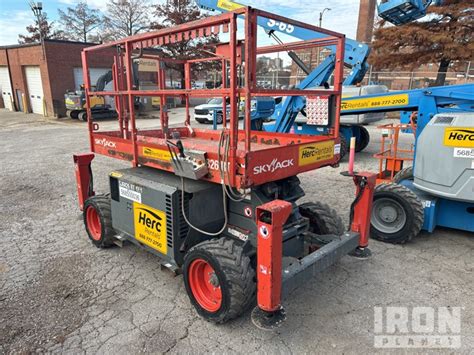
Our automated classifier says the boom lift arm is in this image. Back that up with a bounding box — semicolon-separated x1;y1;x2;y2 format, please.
378;0;445;25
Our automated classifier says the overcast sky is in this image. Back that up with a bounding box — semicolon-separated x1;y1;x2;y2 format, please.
0;0;361;46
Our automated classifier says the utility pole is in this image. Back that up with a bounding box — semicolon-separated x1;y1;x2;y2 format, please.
317;8;331;66
29;1;45;59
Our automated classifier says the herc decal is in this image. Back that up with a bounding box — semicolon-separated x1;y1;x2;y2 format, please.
299;141;334;166
444;128;474;148
133;202;167;254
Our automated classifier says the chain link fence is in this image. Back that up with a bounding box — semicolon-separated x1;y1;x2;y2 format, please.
256;69;474;91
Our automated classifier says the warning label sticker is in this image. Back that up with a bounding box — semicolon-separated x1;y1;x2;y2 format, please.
299;141;334;166
133;202;167;255
444;128;474;148
341;94;409;111
142;146;171;161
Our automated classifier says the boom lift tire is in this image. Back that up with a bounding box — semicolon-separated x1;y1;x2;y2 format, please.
83;195;116;248
183;238;256;323
339;135;348;161
392;166;413;183
370;183;424;244
355;126;370;153
299;202;345;235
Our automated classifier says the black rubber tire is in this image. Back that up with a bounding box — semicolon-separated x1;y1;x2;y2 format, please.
83;195;116;248
392;166;414;184
215;113;224;124
370;183;424;244
355;126;370;152
78;111;88;122
299;201;345;235
339;134;348;161
183;238;256;324
67;110;80;119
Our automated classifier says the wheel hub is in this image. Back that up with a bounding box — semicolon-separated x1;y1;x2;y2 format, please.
86;206;102;241
209;272;219;287
380;205;398;223
371;197;407;234
188;258;222;312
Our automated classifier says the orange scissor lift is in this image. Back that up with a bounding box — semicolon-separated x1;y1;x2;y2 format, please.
374;114;416;184
73;7;376;328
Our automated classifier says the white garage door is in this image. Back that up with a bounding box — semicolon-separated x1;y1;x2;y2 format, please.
0;66;14;111
25;66;44;115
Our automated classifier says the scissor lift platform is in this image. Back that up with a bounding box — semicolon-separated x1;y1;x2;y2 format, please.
92;127;340;188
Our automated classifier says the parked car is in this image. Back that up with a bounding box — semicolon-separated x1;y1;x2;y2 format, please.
194;97;244;124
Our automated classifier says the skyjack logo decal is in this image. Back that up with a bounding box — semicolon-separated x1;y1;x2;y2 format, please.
253;158;294;175
95;138;117;148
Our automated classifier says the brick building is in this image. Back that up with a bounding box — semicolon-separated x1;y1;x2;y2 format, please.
0;39;113;117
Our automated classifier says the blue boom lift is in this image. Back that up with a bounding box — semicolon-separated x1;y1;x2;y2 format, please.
197;0;448;154
197;0;473;241
378;0;444;25
197;0;377;153
342;84;474;242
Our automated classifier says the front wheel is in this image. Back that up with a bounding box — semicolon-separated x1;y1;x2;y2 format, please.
370;183;424;244
183;238;255;323
355;126;370;152
83;195;116;248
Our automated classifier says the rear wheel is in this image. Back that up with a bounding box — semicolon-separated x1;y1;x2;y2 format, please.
67;110;80;119
215;113;224;124
299;201;345;235
392;166;413;183
78;111;88;122
355;126;370;152
83;195;115;248
183;238;255;323
370;183;424;244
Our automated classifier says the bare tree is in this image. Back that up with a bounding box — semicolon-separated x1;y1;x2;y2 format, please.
58;1;101;43
103;0;152;40
152;0;218;89
18;12;65;44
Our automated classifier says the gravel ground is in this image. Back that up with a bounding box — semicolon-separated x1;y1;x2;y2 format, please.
0;109;472;354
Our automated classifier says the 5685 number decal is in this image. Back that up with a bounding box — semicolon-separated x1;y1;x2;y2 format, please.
453;147;474;158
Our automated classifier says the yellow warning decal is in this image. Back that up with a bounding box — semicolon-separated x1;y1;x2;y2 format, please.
299;140;334;166
341;94;409;111
443;127;474;148
133;202;167;254
142;146;171;161
110;171;123;178
217;0;244;11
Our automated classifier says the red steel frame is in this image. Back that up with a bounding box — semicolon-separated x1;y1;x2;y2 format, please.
80;7;346;189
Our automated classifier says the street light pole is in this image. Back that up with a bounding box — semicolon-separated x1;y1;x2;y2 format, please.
29;1;45;59
319;7;331;28
317;8;331;66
